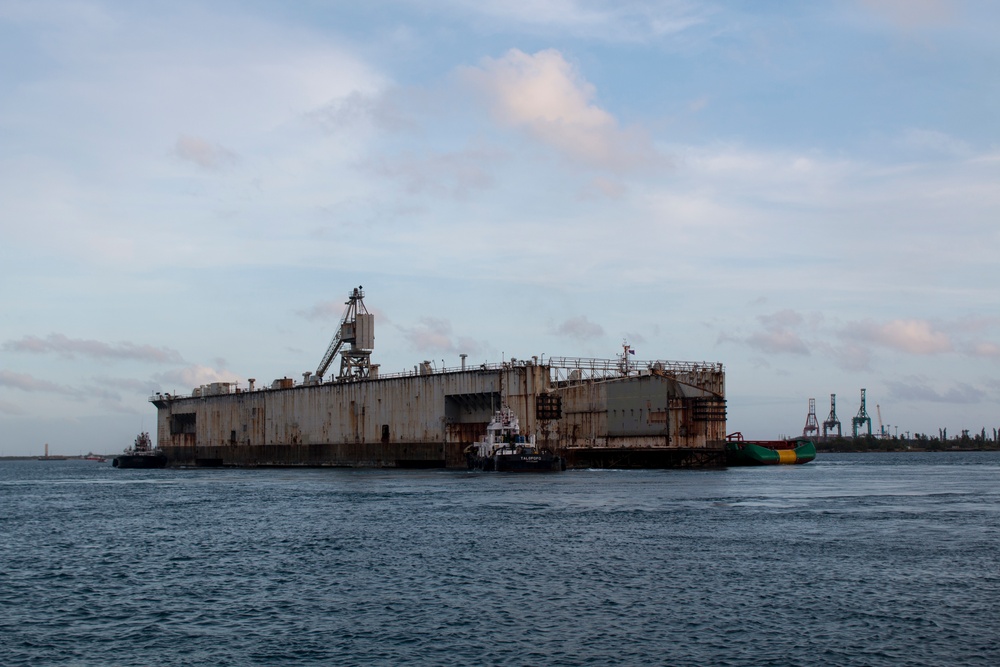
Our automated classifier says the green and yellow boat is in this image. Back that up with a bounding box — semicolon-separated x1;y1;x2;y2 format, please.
724;432;816;466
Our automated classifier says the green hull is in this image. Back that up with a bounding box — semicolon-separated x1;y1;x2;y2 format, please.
726;439;816;466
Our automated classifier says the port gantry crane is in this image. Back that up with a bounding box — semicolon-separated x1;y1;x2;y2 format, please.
315;286;375;382
852;388;873;437
802;398;820;439
822;393;842;438
876;404;888;439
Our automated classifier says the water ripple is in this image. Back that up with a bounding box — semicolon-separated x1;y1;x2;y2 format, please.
1;455;999;665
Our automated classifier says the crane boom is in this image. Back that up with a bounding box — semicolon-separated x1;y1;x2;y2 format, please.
316;326;345;378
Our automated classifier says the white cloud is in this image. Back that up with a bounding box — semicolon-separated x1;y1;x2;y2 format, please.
308;90;416;134
554;316;604;340
885;378;987;404
4;334;185;364
175;135;238;170
438;0;705;41
967;341;1000;358
370;147;499;198
830;342;873;372
0;369;75;394
0;3;390;273
898;128;971;156
298;301;348;322
0;399;27;416
759;309;805;330
400;318;481;356
843;319;953;355
746;329;810;356
460;49;660;171
155;365;241;391
859;0;956;30
721;312;984;366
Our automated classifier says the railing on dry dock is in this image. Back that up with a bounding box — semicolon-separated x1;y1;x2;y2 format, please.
547;356;724;383
150;356;725;401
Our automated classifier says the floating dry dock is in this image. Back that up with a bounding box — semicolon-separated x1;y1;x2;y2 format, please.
150;289;727;469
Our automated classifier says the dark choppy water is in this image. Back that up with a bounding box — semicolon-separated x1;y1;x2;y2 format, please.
2;453;999;666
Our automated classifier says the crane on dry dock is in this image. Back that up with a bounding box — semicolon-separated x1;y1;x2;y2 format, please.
314;286;375;382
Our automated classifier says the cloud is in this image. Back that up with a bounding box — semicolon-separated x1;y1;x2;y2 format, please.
759;309;805;330
0;399;27;416
371;148;498;198
443;1;705;41
174;135;238;169
721;309;810;355
553;315;604;340
154;365;241;391
0;1;114;31
624;331;647;345
460;49;660;171
583;176;627;200
859;0;956;30
842;319;953;355
898;128;971;157
298;301;348;321
829;342;873;372
4;334;184;364
400;318;480;355
885;378;986;404
308;90;415;134
92;375;159;395
746;329;810;356
0;369;75;394
967;341;1000;358
726;311;994;370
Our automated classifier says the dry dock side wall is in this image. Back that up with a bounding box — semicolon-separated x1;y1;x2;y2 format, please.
553;372;726;449
151;362;726;468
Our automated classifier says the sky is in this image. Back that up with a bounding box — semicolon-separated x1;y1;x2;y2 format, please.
2;0;999;455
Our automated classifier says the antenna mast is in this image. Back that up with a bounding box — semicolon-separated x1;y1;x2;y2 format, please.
315;286;375;381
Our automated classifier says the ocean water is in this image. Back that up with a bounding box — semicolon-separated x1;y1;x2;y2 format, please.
1;453;998;666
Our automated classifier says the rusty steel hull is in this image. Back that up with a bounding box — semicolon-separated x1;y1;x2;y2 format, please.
162;442;456;468
151;362;726;469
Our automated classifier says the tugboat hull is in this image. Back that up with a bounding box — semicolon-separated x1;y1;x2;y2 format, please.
724;434;816;466
112;454;168;469
467;452;566;472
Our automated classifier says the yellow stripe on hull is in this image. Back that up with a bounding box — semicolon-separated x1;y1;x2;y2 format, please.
777;449;797;464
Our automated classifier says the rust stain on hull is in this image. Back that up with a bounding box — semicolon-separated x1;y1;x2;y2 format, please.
152;360;727;469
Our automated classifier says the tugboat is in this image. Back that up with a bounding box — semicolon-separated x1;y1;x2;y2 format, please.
724;432;816;466
112;432;168;469
465;405;565;472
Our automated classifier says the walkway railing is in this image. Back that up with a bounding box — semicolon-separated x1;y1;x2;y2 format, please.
151;356;725;401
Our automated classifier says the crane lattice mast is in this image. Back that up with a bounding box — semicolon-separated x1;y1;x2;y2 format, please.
852;388;872;437
315;286;375;381
802;398;820;438
822;393;842;438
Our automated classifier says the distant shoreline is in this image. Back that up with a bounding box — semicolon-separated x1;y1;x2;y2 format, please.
817;447;999;453
0;456;113;461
